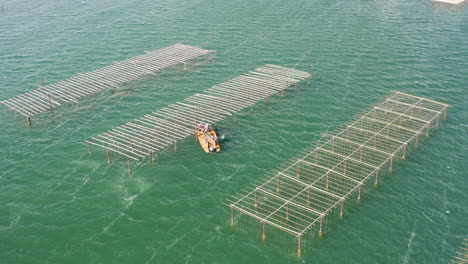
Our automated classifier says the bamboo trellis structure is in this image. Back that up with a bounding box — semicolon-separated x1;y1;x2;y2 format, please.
451;238;468;264
0;44;213;126
85;64;310;164
227;91;449;256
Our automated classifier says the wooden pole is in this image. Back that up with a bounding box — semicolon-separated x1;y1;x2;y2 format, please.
48;94;54;115
106;151;111;165
358;185;361;202
308;49;311;86
255;189;258;207
297;235;302;257
389;155;393;172
402;143;407;160
27;114;31;127
326;173;329;189
262;222;266;242
195;98;198;142
230;206;234;226
343;158;347;174
88;143;92;154
318;215;323;237
340;199;344;219
128;160;132;175
297;161;300;178
281;80;284;97
374;168;379;187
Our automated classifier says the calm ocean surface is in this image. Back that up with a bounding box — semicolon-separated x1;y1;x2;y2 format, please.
0;0;466;263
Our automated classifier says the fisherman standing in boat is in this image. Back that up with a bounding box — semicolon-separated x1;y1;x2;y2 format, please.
196;122;221;153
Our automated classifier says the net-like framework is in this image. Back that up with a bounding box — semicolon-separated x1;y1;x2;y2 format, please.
0;44;213;125
227;91;449;255
451;238;468;264
85;64;310;162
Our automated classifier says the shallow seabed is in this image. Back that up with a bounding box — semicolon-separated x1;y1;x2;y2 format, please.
0;0;467;263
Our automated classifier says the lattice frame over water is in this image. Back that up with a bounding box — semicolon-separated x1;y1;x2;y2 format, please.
227;91;449;256
85;64;310;163
0;44;213;125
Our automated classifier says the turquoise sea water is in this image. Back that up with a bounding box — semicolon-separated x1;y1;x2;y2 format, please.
0;0;467;263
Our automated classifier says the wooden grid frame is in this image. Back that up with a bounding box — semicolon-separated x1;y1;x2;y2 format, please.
0;44;213;125
228;91;449;256
85;64;310;163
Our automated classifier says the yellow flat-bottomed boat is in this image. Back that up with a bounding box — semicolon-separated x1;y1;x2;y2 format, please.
196;123;220;153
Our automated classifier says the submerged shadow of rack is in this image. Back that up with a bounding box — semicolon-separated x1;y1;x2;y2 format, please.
227;91;449;256
85;64;310;167
0;44;214;126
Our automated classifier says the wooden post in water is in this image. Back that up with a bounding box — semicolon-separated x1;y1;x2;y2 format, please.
281;80;284;98
340;199;344;219
402;143;407;160
389;155;393;173
276;176;280;192
128;160;132;175
106;151;111;165
357;185;362;202
88;143;92;154
254;188;258;207
297;235;302;257
297;161;301;178
308;50;311;86
318;214;323;237
374;168;380;187
195;98;198;142
27;114;31;127
48;94;54;115
230;205;235;226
